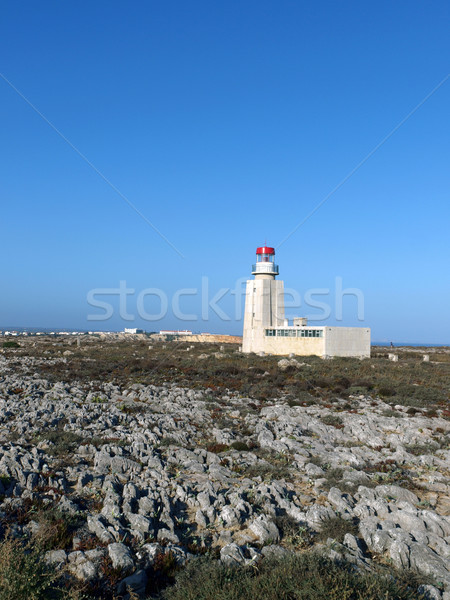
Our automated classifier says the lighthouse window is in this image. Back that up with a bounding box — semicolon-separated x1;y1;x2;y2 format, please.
265;329;323;338
299;329;323;338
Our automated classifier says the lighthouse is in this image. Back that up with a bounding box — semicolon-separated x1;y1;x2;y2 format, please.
242;246;285;353
242;245;371;358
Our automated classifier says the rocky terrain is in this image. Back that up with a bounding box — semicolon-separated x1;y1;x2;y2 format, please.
0;337;449;599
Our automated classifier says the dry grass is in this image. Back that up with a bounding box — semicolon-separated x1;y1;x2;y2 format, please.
159;552;430;600
17;338;449;415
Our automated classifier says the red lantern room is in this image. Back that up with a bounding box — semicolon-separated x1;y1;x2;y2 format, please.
256;246;275;262
252;245;279;278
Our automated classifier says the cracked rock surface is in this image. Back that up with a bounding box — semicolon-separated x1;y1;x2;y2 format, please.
0;338;449;598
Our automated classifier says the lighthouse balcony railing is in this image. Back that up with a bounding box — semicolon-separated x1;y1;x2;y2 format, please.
252;263;279;274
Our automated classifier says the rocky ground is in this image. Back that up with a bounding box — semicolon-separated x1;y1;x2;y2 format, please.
0;337;449;599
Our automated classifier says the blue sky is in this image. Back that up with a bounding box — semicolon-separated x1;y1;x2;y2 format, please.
1;1;449;343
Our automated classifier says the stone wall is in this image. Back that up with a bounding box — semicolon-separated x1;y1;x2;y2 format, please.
176;334;242;344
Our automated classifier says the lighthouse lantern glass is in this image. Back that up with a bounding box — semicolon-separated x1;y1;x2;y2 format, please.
256;246;275;263
257;253;274;263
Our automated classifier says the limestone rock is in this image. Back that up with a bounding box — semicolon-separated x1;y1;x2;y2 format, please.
220;543;246;566
108;542;134;571
117;569;148;599
249;515;280;544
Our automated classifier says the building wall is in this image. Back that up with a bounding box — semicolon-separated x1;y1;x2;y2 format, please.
324;327;371;358
242;279;285;353
176;334;242;344
257;335;325;356
149;333;242;344
252;327;370;357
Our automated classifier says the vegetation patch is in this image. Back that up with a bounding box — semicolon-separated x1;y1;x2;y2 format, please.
2;341;20;348
160;553;428;600
316;515;359;543
0;537;59;600
321;467;343;487
206;443;230;454
320;414;344;428
33;507;84;551
235;453;293;482
274;514;314;549
404;443;438;456
22;340;449;416
230;441;250;451
35;429;85;457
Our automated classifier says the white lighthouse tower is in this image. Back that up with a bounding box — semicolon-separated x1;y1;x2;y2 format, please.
242;245;285;353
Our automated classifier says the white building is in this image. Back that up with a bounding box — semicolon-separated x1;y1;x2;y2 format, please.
242;246;370;358
124;328;144;334
159;330;193;336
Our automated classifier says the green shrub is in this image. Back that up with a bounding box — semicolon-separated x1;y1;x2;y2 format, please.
160;553;427;600
316;515;359;543
119;403;147;414
33;507;82;551
404;443;438;456
2;341;19;348
230;441;250;451
0;475;11;487
394;385;447;408
287;392;316;407
237;460;293;482
274;514;313;549
160;437;179;447
36;430;85;457
320;414;343;428
320;467;345;490
206;443;230;454
378;386;397;397
0;537;58;600
381;408;401;418
362;459;414;489
91;395;107;403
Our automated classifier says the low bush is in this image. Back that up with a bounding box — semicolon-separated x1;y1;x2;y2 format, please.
0;537;58;600
230;441;250;451
160;436;179;446
316;515;359;543
236;460;293;482
33;507;83;551
0;474;11;487
160;553;427;600
404;443;438;456
206;443;230;454
320;414;343;428
392;385;447;408
286;392;316;407
2;341;19;348
37;430;85;457
274;514;313;549
319;467;357;493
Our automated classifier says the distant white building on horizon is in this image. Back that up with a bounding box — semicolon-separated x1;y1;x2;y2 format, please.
124;328;144;334
159;330;193;336
242;245;370;358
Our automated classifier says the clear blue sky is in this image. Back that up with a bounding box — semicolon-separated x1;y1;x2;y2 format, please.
1;1;449;343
